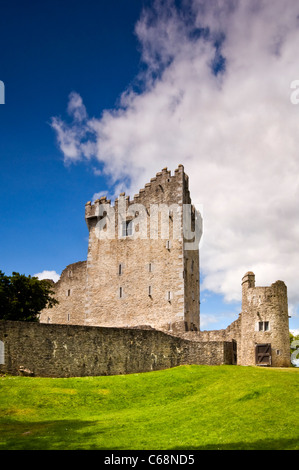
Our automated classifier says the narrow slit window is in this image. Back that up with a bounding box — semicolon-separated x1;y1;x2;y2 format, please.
148;286;152;296
122;220;133;237
0;340;4;365
119;264;122;275
67;289;71;297
119;287;123;298
149;263;152;272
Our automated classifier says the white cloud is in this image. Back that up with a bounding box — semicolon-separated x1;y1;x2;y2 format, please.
67;91;87;122
200;314;220;329
51;91;96;163
34;270;60;283
51;0;299;319
200;312;238;329
290;329;299;337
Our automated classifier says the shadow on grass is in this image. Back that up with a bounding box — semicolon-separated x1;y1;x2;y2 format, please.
0;419;99;450
1;420;298;450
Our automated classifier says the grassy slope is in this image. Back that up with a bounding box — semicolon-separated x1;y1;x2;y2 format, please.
0;365;298;450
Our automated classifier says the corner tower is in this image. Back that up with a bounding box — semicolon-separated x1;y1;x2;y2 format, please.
240;272;290;367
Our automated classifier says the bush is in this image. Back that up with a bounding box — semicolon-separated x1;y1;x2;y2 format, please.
0;271;58;322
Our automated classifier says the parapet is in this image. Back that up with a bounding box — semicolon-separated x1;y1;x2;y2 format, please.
270;280;287;295
85;165;188;219
241;273;287;294
133;164;186;204
85;196;112;221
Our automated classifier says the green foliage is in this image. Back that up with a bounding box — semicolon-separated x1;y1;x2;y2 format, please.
0;365;298;450
290;331;299;345
0;271;58;322
290;332;299;367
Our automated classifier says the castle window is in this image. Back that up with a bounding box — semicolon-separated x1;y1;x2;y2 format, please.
122;220;133;237
67;313;70;322
166;240;171;250
119;264;122;275
148;286;152;296
258;321;270;331
0;341;4;365
119;287;123;298
148;263;152;272
167;291;173;302
67;289;71;297
191;259;194;273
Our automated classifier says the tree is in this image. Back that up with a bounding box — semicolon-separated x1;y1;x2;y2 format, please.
0;271;58;322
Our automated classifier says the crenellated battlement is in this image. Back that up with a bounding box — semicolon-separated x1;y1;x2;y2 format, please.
85;164;187;221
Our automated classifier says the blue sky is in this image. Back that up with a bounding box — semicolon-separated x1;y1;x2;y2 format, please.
1;0;299;333
0;0;142;274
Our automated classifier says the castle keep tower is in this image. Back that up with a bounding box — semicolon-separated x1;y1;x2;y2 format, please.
240;272;290;367
84;165;201;333
40;165;202;333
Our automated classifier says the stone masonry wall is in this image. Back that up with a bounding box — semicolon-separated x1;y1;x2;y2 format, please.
39;261;87;325
195;273;290;367
84;164;199;333
198;316;242;344
240;273;290;367
0;321;232;378
40;165;200;334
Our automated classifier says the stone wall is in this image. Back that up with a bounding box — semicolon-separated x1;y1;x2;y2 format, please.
84;165;199;333
39;261;87;325
240;273;290;367
0;321;233;378
196;273;291;367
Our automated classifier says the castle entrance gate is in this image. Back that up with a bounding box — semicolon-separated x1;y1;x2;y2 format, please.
255;343;271;366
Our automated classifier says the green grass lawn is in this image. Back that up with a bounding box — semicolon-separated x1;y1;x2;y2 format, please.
0;365;298;450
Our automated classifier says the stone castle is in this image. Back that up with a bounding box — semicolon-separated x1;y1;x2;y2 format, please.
38;165;290;368
40;164;200;333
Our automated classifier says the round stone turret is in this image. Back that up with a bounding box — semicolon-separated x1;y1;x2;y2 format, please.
240;272;290;367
